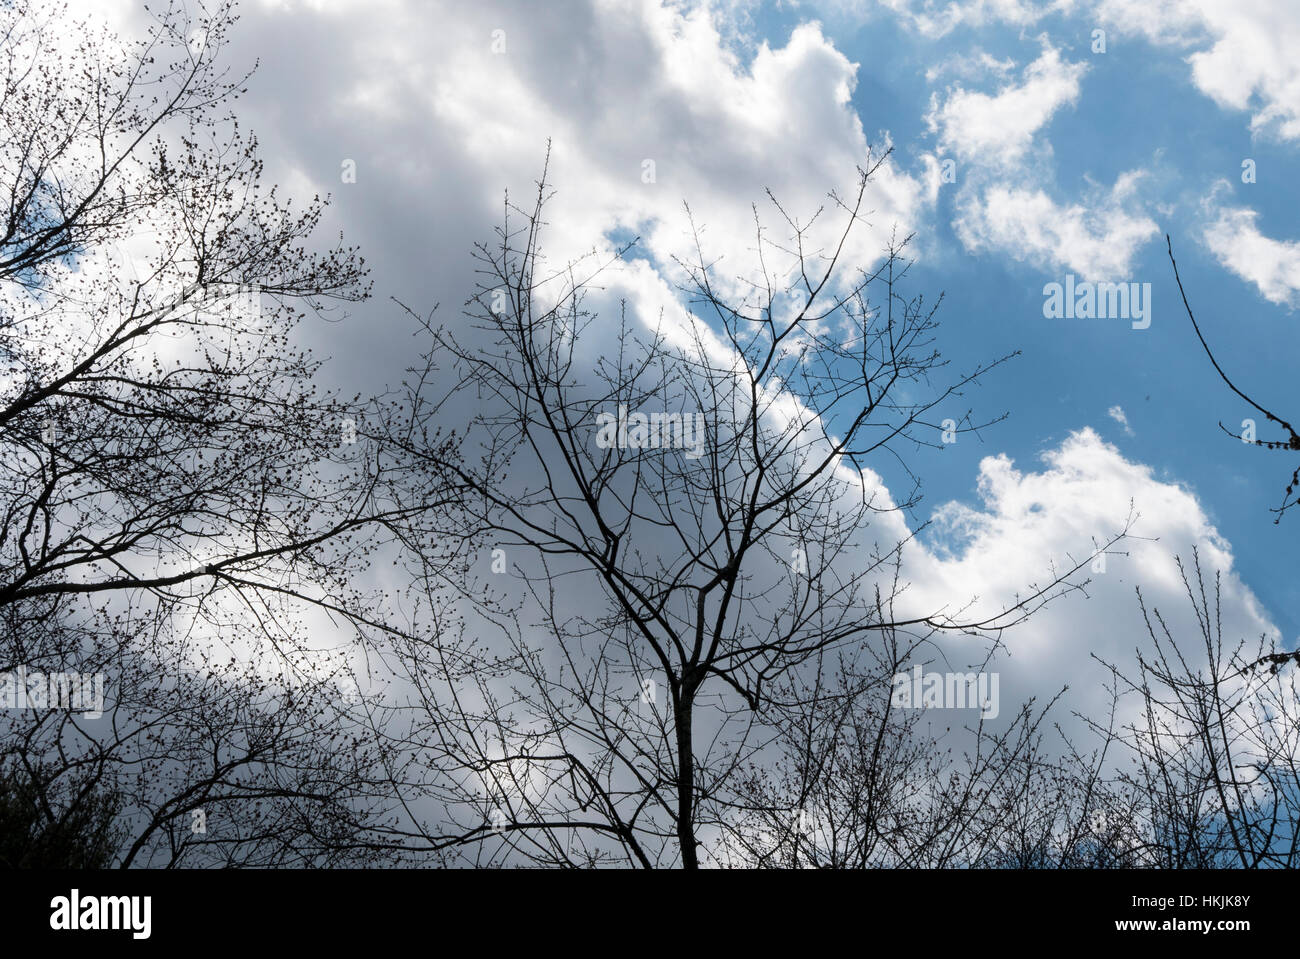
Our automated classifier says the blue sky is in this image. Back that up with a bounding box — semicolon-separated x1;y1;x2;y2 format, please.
723;0;1300;640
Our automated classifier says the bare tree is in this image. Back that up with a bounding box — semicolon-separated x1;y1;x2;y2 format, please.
0;757;123;868
385;153;1128;868
736;547;1300;870
0;0;462;865
1084;549;1300;868
721;629;1075;868
1168;236;1300;523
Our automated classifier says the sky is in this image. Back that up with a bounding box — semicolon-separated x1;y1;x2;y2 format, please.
81;0;1300;734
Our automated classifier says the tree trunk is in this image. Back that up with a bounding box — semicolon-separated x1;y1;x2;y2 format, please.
674;689;698;869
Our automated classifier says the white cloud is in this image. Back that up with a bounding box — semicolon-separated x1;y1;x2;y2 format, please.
874;0;1079;37
926;43;1087;166
1097;0;1300;141
245;1;927;299
924;39;1157;277
1202;198;1300;307
924;49;1018;83
1107;405;1134;435
953;170;1160;278
839;0;1300;143
906;427;1279;728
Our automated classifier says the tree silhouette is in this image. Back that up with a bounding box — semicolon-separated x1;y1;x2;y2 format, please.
0;760;122;868
0;0;461;865
1167;235;1300;523
381;152;1129;868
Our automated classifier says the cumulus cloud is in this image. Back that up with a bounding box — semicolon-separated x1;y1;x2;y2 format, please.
872;0;1300;144
953;171;1160;278
907;428;1279;728
922;39;1158;277
259;1;922;293
1202;197;1300;307
111;0;935;403
1097;0;1300;140
926;43;1087;166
